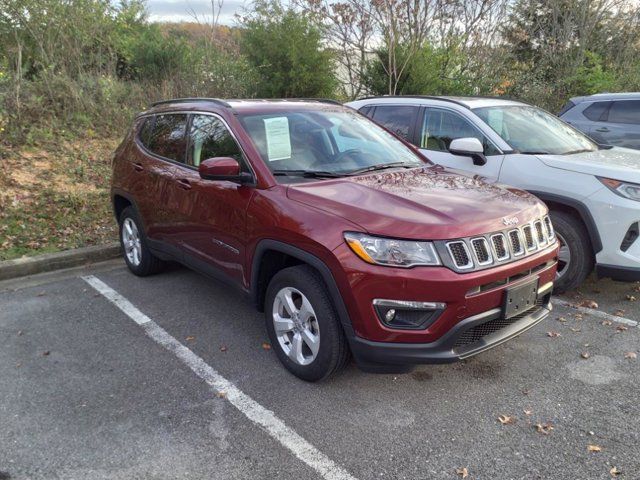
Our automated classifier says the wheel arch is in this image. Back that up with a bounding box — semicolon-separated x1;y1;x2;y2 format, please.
529;191;602;254
250;240;354;334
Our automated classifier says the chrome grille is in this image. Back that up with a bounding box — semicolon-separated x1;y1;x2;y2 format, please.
544;216;555;240
491;234;509;261
522;225;535;250
534;220;546;246
509;229;524;256
446;241;473;269
470;238;492;265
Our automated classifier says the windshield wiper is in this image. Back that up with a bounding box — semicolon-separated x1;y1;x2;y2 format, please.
272;169;345;178
517;150;552;155
346;162;419;176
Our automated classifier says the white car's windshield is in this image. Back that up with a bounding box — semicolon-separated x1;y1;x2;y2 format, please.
238;109;425;179
474;105;598;155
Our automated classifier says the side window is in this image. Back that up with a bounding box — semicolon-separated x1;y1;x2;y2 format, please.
583;101;610;121
138;117;155;148
147;114;188;163
358;106;373;117
607;100;640;124
371;105;418;141
420;108;499;156
189;114;245;169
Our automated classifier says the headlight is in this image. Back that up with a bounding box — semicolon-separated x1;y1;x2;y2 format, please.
599;177;640;202
344;232;441;267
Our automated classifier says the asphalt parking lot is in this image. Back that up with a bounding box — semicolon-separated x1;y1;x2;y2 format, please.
1;261;639;480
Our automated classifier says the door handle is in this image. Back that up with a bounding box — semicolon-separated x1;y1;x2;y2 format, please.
177;179;192;190
133;162;144;172
595;127;610;132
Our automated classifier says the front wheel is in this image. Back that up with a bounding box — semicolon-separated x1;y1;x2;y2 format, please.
550;210;594;293
264;265;350;381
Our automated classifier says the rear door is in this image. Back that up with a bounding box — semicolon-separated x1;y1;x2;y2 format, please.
591;100;640;149
417;107;504;181
168;113;254;285
369;105;419;143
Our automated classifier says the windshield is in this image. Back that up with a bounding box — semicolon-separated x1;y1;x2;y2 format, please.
474;105;597;155
238;109;425;178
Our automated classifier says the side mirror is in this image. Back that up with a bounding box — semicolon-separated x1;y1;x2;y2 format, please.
198;157;252;184
449;137;487;166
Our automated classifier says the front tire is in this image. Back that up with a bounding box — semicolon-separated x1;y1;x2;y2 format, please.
119;206;164;276
550;210;593;293
264;265;350;381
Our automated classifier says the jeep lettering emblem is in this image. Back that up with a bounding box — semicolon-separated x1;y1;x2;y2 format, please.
503;216;519;226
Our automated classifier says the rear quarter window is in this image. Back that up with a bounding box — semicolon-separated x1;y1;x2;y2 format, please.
582;101;611;121
145;114;188;163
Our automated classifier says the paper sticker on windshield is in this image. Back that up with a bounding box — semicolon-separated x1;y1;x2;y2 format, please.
264;117;291;161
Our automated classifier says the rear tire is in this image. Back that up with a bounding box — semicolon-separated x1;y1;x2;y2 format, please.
119;206;164;276
264;265;350;381
550;210;593;293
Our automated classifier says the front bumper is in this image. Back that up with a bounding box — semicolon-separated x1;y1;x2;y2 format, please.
349;283;553;367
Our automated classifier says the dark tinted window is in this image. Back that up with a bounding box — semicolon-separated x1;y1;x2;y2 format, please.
189;114;244;169
147;114;188;163
583;101;610;121
359;106;372;117
558;101;575;116
421;108;499;155
608;100;640;124
138;117;155;147
371;105;418;141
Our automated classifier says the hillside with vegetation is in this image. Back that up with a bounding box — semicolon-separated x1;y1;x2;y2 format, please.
1;0;639;259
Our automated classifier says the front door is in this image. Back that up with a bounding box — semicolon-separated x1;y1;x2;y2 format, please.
417;107;504;182
169;113;254;285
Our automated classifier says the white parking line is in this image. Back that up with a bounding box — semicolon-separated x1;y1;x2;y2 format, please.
552;297;639;327
82;275;358;480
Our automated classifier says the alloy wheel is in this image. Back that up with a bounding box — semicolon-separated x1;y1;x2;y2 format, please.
556;232;571;281
272;287;320;366
122;217;142;267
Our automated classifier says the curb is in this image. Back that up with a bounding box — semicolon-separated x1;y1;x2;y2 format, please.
0;243;121;281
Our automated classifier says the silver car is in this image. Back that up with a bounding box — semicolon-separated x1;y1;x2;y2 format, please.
559;93;640;150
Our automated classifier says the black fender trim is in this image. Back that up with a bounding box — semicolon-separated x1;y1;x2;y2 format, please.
596;264;640;282
250;240;354;334
528;191;602;253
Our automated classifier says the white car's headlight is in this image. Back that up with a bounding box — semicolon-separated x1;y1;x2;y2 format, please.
599;177;640;202
344;232;441;267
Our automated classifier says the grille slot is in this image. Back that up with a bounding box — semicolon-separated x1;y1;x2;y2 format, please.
509;229;524;256
534;220;546;246
544;216;554;240
446;241;473;269
453;297;546;349
491;234;509;261
470;238;492;265
522;225;535;250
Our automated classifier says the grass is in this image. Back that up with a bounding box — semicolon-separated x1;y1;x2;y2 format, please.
0;135;119;261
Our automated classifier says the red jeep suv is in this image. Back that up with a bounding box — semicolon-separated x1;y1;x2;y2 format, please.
111;98;558;381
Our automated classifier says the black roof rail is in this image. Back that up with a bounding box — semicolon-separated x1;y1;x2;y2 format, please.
353;95;471;108
150;98;232;108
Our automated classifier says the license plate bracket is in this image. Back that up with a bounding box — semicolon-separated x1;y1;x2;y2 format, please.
503;278;539;319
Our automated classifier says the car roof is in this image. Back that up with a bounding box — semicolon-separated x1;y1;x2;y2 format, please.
143;98;345;116
570;92;640;103
349;95;528;109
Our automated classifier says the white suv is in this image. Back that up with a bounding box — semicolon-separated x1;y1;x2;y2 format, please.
346;96;640;292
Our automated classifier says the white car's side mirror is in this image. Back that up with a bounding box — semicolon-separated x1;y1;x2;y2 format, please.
449;137;487;166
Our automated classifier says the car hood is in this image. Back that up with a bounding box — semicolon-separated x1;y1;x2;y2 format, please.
286;166;546;240
537;147;640;183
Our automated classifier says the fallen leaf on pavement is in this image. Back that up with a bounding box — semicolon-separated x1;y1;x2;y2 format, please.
624;351;637;359
42;351;50;356
498;414;515;425
570;327;581;333
610;466;621;477
523;409;533;415
581;352;591;359
185;336;195;341
616;325;628;332
574;313;584;320
557;316;567;323
626;295;636;302
587;445;602;452
547;331;561;338
534;422;554;434
262;342;271;350
580;299;598;309
17;330;23;336
216;391;227;398
614;310;626;317
455;467;469;478
602;320;613;326
220;345;228;352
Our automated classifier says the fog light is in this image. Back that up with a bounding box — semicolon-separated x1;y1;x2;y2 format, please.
373;299;446;330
